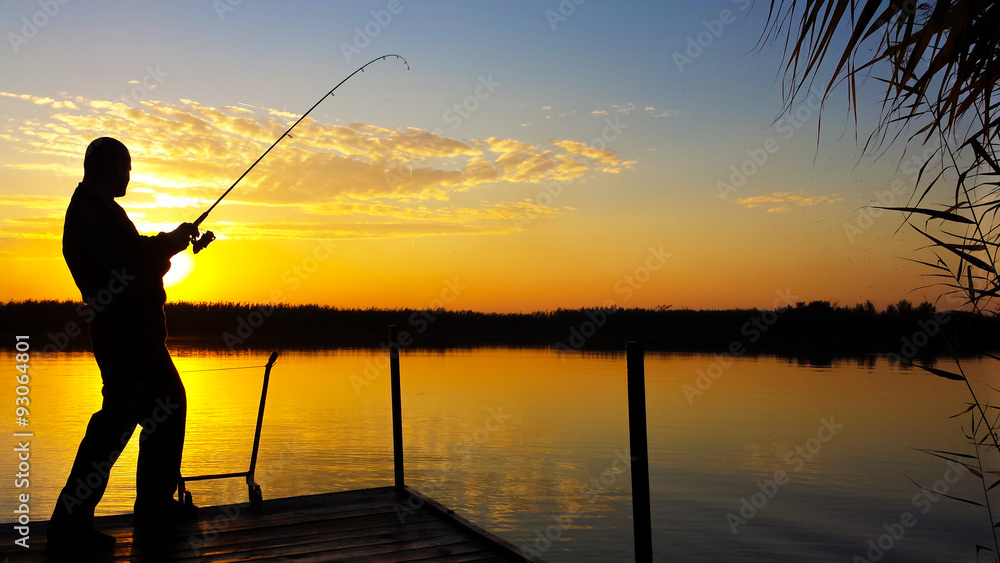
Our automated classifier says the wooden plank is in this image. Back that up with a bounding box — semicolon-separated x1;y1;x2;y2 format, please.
170;517;456;560
164;523;472;561
398;486;535;563
0;486;541;562
343;540;500;563
130;517;447;560
57;496;422;556
177;534;485;562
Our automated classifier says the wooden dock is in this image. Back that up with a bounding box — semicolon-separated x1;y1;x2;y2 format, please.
0;486;535;562
2;332;655;562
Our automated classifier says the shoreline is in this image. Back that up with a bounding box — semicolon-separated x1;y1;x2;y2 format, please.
2;299;997;362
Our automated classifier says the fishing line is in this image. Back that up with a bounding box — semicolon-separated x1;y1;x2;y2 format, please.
191;54;409;253
180;364;268;373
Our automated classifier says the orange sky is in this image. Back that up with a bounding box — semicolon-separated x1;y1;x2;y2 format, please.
0;2;942;312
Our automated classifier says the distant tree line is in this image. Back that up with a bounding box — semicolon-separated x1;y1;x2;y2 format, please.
2;299;996;362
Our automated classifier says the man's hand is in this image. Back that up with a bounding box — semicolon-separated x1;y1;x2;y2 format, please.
169;223;200;250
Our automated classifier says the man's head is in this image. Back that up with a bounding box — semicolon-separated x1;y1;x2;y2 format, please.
83;137;131;198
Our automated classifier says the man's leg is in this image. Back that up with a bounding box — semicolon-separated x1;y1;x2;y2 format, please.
49;331;146;521
135;344;187;507
48;385;138;550
51;406;137;523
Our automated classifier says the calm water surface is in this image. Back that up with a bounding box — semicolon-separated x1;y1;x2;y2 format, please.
1;347;995;562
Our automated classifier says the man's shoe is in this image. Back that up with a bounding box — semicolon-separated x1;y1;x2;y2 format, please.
134;498;198;526
46;520;116;553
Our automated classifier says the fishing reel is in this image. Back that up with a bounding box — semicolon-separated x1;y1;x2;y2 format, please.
192;230;216;254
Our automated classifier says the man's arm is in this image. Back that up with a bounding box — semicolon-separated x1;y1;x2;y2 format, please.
138;223;199;275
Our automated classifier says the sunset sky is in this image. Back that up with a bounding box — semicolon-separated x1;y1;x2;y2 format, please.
0;0;937;312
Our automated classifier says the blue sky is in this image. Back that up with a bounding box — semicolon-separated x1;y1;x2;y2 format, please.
0;0;934;311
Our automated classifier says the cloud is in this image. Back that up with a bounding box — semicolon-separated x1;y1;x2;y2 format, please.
555;141;637;174
0;91;634;240
482;136;624;183
736;192;844;212
0;216;63;240
642;106;670;118
224;105;255;115
0;193;71;210
0;91;78;110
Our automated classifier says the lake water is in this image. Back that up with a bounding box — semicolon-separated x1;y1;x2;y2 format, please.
1;347;996;562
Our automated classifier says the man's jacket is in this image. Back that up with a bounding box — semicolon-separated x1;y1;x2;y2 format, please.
63;184;185;342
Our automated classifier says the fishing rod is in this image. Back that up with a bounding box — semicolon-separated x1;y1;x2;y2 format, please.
190;54;410;253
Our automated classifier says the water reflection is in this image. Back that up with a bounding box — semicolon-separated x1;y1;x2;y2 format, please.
1;348;996;562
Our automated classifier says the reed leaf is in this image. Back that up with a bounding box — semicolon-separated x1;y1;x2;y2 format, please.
952;404;978;418
764;3;1000;552
912;226;998;275
912;363;966;382
916;447;978;461
875;206;976;224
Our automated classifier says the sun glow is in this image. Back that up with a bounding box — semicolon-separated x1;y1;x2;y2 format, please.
163;251;196;288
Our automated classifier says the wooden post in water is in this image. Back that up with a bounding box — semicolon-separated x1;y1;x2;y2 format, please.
389;325;404;492
627;341;653;563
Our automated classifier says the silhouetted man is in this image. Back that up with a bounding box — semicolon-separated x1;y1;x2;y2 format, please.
48;137;199;551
